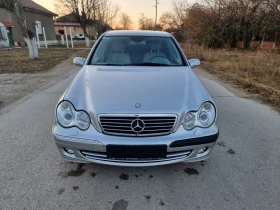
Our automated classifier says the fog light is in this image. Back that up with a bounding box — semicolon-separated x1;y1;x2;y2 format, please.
198;147;208;154
64;148;74;154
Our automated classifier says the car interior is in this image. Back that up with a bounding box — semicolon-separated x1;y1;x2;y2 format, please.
90;36;184;66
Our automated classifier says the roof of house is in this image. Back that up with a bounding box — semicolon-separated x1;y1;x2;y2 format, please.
55;13;113;30
55;13;77;22
21;0;57;16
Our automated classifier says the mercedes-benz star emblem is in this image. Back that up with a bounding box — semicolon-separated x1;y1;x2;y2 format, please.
135;103;141;108
131;118;145;133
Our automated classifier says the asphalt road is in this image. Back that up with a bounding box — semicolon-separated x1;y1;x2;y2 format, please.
0;66;279;210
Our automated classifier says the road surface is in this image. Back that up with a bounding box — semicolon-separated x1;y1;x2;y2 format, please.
0;66;279;210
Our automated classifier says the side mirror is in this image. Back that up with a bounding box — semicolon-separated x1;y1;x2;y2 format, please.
188;59;200;68
73;57;86;67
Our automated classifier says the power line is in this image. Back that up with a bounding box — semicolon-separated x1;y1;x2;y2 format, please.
154;0;159;25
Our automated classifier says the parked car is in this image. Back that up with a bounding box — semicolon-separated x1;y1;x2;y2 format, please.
72;33;85;40
52;30;219;166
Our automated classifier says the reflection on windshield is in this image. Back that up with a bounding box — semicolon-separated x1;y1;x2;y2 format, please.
90;36;185;66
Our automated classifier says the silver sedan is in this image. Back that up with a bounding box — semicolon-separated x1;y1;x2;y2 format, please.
52;30;219;166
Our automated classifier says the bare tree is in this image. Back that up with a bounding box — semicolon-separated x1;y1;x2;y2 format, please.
158;0;189;41
159;12;177;30
96;0;121;30
0;0;38;59
172;0;188;26
118;13;133;30
55;0;98;47
138;14;154;30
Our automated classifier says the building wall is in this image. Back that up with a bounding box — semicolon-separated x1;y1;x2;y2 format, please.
11;11;57;44
55;25;85;37
25;11;56;41
55;25;96;38
10;13;24;43
0;8;12;22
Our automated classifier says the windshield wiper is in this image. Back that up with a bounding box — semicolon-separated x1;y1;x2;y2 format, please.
127;62;171;66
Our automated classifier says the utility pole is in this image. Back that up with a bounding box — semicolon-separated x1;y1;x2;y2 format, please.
154;0;159;26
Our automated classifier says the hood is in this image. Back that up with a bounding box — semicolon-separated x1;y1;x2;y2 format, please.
64;66;210;115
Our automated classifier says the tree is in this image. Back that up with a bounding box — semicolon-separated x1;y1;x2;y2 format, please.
159;0;188;41
171;0;188;26
0;0;38;59
118;13;133;30
159;12;177;30
186;4;214;46
95;0;121;30
138;14;154;30
55;0;99;47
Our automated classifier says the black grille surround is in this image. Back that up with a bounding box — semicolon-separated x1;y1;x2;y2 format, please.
80;149;192;163
98;114;178;137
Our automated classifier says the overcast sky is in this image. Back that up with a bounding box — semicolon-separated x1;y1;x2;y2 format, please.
33;0;196;29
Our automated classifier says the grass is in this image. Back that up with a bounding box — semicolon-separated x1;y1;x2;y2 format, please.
48;40;95;48
183;44;280;109
0;48;91;74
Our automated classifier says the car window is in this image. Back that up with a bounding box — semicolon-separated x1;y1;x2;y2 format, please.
90;36;185;66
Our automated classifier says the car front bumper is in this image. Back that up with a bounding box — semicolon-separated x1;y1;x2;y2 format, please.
52;122;219;167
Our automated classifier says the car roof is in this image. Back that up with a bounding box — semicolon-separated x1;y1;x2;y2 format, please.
104;30;171;37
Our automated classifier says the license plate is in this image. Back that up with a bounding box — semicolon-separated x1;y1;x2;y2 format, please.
107;145;167;160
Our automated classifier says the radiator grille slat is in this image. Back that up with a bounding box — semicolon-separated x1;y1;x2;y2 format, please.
99;115;177;137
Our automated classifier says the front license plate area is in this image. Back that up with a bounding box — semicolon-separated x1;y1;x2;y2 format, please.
107;145;167;160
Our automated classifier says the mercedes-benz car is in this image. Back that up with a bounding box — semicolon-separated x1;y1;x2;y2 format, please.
52;30;219;166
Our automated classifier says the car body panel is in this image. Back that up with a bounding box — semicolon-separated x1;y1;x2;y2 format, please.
63;66;210;117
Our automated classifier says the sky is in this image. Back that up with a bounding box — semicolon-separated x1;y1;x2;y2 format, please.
33;0;193;29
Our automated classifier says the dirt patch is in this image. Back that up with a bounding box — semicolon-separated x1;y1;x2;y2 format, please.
59;163;86;178
200;161;206;166
0;48;90;74
217;142;226;147
49;40;95;48
72;186;79;190
145;195;151;200
119;173;129;181
67;163;86;177
111;199;128;210
159;199;165;206
0;49;90;111
228;149;236;155
90;172;97;177
57;188;65;195
184;168;199;176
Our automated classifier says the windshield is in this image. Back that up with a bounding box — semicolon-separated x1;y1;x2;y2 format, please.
89;36;185;66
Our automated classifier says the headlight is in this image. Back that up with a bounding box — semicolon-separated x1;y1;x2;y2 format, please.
183;112;196;130
56;101;90;130
183;102;216;130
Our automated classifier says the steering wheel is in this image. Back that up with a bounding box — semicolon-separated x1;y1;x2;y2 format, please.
149;56;171;65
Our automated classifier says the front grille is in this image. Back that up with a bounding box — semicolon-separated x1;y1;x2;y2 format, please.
98;114;177;137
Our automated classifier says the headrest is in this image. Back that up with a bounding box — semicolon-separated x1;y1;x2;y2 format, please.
112;42;125;52
147;41;162;51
